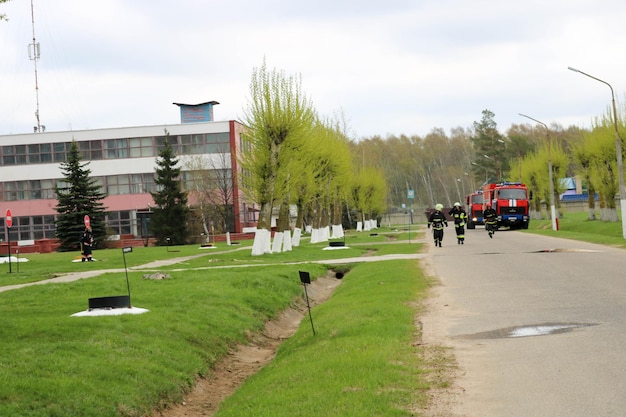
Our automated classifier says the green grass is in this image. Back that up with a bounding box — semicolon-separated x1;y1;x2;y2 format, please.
0;228;435;417
214;260;430;417
158;236;420;271
0;242;243;287
0;264;327;417
524;211;626;248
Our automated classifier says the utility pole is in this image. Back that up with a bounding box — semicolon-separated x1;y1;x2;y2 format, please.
28;0;44;133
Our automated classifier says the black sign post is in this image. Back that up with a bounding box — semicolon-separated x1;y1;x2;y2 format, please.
298;271;316;336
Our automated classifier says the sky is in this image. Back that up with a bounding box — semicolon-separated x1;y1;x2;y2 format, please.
2;0;626;140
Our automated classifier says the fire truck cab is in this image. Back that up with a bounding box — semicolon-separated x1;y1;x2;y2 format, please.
482;182;530;230
465;191;484;229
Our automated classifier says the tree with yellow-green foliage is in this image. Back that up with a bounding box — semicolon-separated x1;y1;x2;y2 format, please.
583;124;620;221
571;140;597;220
519;153;543;220
239;59;316;255
303;118;353;244
349;167;387;231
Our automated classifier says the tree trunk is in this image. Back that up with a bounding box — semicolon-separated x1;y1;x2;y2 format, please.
330;197;344;239
273;201;292;252
251;202;273;256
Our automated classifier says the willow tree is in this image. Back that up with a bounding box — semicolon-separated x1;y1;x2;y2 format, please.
350;167;387;231
307;121;338;244
519;153;546;219
585;126;619;221
319;120;352;241
531;141;569;218
240;60;316;256
572;141;597;220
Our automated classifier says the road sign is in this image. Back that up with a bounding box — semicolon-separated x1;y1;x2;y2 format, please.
84;215;90;228
6;209;12;228
407;190;415;199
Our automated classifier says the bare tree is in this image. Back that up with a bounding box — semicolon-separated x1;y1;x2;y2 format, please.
183;147;234;242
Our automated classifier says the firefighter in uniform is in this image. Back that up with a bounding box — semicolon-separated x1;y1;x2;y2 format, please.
81;226;94;262
428;203;448;247
483;203;498;238
449;202;467;245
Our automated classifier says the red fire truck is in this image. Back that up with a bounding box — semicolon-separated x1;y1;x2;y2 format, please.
482;182;531;230
465;191;484;229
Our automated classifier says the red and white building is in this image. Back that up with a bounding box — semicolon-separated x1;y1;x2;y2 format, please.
0;102;257;251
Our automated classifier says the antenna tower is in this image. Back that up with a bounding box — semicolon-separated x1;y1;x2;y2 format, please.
28;0;44;132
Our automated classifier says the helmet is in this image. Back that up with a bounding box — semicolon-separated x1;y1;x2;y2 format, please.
486;203;492;208
435;203;443;211
454;202;461;207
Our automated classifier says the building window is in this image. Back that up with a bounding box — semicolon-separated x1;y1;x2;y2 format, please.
129;137;154;158
104;138;129;159
107;211;132;235
2;145;15;165
15;145;27;165
4;181;27;201
54;142;69;162
40;143;52;163
18;217;31;240
105;173;156;195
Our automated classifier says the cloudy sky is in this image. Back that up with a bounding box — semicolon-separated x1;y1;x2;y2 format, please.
1;0;626;139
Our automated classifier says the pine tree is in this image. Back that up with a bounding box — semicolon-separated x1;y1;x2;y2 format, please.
150;134;190;245
470;109;508;182
54;141;107;251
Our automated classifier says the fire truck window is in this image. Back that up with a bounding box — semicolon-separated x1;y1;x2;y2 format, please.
498;189;527;200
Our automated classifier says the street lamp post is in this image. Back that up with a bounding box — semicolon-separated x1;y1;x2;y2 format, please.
568;66;626;239
519;113;557;231
483;154;501;180
471;162;488;182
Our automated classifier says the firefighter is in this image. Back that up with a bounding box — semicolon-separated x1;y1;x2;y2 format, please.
449;202;467;245
428;203;448;247
81;226;94;262
483;203;497;238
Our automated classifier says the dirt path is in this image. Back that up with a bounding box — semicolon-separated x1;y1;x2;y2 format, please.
152;271;343;417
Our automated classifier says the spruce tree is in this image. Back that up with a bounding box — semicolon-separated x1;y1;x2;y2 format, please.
150;134;190;245
54;141;107;251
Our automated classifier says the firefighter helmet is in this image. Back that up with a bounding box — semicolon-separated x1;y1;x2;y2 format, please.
435;203;443;211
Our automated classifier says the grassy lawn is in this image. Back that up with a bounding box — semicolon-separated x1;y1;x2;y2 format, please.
0;243;228;287
0;229;434;417
213;259;431;417
524;211;626;248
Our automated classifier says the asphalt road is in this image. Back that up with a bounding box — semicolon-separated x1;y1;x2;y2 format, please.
424;226;626;417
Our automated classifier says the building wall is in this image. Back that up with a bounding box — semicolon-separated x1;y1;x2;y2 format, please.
0;120;254;244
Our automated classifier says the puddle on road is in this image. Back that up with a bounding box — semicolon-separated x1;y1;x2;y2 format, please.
457;323;597;339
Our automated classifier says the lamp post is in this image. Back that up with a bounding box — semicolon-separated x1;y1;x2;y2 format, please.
483;154;501;180
519;113;557;231
568;66;626;239
471;162;488;182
